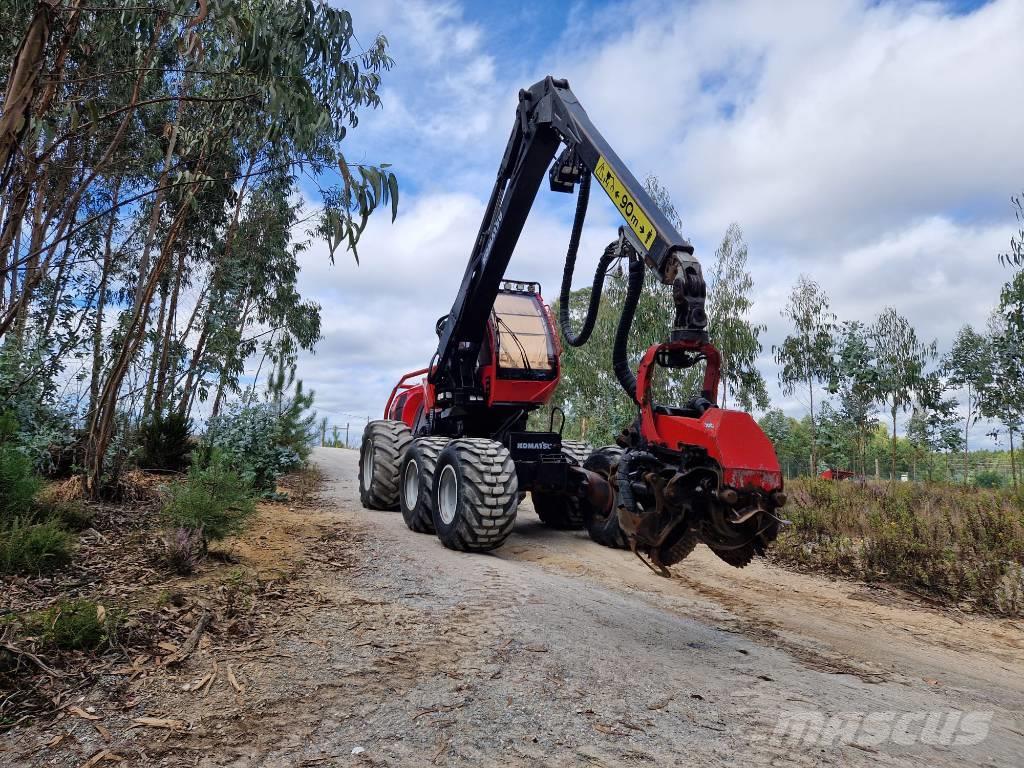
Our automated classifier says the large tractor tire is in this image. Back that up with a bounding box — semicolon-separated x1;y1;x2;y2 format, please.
359;420;412;510
399;437;449;533
431;438;519;552
581;445;628;549
532;439;592;530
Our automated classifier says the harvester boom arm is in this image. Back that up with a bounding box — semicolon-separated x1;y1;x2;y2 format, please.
432;76;706;394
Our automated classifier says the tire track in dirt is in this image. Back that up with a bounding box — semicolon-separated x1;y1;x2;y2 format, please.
289;448;1024;767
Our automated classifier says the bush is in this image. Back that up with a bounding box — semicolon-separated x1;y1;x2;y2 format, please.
161;464;256;545
773;478;1024;614
40;600;110;651
0;442;41;524
0;520;72;575
138;411;193;472
165;527;203;575
203;403;309;491
202;370;316;492
975;470;1005;489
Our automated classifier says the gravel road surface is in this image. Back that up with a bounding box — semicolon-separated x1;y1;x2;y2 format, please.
287;447;1024;767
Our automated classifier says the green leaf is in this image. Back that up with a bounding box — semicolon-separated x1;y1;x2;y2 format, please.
387;172;399;222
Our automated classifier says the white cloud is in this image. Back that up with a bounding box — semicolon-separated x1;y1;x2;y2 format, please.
552;0;1024;249
293;190;619;427
296;0;1021;436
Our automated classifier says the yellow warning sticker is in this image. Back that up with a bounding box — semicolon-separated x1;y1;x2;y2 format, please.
593;156;657;251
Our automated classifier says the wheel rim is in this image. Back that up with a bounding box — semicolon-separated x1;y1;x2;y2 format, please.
362;442;374;490
437;465;458;525
402;458;420;508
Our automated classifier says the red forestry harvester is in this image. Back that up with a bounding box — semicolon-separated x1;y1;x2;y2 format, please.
359;77;787;571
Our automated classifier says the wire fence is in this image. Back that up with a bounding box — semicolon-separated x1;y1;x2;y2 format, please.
317;418;370;449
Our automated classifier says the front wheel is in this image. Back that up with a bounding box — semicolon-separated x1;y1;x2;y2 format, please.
399;437;449;533
432;439;519;552
359;420;412;510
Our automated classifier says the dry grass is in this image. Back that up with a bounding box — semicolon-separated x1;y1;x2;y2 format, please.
41;469;171;506
275;465;325;507
772;479;1024;615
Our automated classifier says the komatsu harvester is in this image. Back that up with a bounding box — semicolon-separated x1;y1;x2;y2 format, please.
359;77;787;573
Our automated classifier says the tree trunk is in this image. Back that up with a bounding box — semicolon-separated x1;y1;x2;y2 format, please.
1010;428;1018;491
808;379;817;474
1;29;158;340
174;155;253;416
890;406;898;482
86;183;195;496
964;382;971;486
153;248;187;414
88;180;121;418
0;2;51;187
142;278;169;418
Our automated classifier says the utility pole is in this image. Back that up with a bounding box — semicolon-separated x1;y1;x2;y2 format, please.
345;423;350;448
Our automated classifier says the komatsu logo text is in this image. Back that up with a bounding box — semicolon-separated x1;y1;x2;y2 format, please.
516;441;555;451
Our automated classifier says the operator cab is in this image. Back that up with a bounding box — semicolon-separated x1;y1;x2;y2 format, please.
490;281;557;381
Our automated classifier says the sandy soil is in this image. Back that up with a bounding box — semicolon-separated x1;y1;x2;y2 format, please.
4;446;1022;767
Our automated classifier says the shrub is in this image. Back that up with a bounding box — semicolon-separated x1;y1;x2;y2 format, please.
0;520;72;575
0;442;41;525
772;478;1024;614
138;411;193;472
161;464;256;545
165;527;204;575
975;470;1004;489
203;403;308;491
202;371;316;492
48;500;94;532
40;600;109;651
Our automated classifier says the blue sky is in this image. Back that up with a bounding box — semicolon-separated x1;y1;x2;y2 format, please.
291;0;1023;449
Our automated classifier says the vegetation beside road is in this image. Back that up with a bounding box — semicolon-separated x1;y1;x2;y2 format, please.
773;478;1024;615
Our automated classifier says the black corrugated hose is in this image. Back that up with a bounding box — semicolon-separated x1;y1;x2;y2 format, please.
612;254;645;403
558;171;615;347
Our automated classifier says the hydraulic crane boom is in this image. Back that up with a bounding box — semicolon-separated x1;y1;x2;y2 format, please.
432;76;708;400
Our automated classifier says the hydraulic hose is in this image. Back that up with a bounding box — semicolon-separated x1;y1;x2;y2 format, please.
612;254;646;403
558;171;614;347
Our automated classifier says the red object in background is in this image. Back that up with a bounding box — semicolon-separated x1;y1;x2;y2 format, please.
820;469;859;481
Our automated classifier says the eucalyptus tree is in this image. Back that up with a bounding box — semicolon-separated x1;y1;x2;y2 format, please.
870;307;937;481
773;275;836;474
907;373;962;482
983;307;1024;489
943;324;993;483
831;321;878;475
706;223;768;411
998;192;1023;268
0;1;401;495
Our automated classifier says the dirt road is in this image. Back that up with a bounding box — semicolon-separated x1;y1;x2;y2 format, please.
8;447;1023;767
285;448;1023;767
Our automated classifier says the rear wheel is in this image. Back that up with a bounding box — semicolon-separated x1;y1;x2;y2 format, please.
359;420;412;510
432;438;519;552
531;439;592;530
399;437;449;533
581;445;628;549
